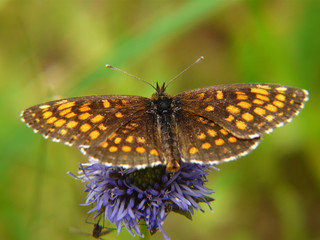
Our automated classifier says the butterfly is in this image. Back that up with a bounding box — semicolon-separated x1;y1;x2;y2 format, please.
20;60;309;172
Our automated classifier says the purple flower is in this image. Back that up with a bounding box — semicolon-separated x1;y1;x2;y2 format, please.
70;162;216;240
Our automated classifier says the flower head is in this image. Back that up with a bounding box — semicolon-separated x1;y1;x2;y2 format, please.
70;162;215;240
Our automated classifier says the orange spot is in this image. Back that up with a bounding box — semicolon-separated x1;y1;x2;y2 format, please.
241;112;254;122
207;129;217;137
150;149;159;156
89;130;100;140
278;112;284;116
122;146;131;152
201;142;211;149
114;137;121;144
251;88;269;95
266;115;275;121
265;104;277;112
236;94;248;100
47;117;57;124
115;112;124;118
137;137;146;143
237;101;251;109
98;123;107;130
189;147;199;154
79;106;91;112
220;129;228;135
227;105;240;114
72;135;78;140
205;105;214;112
136;147;146;154
225;115;234;122
65;112;76;118
43;111;53;119
273;100;284;108
228;136;237;143
197;93;205;99
100;141;108;148
276;94;286;101
91;114;104;123
254;107;266;116
49;128;55;132
122;99;129;104
67;121;78;128
236;120;247;130
78;112;92;120
103;100;111;108
60;129;67;135
59;108;72;116
215;139;225;146
197;133;206;140
256;94;269;102
57;102;76;111
35;118;40;123
290;100;294;104
109;146;118;152
80;123;91;132
253;99;264;105
108;132;116;140
216;91;223;100
126;136;134;143
54;119;66;127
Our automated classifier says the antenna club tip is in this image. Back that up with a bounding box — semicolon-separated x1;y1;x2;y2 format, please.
105;64;112;68
195;56;204;63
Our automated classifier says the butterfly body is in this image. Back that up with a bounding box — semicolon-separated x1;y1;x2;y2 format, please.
21;83;308;172
151;83;180;171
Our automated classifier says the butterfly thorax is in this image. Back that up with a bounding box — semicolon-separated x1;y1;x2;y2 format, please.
151;83;180;172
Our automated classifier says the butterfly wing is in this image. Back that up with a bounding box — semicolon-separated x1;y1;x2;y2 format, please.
21;95;151;148
174;109;261;164
175;84;308;139
80;113;163;168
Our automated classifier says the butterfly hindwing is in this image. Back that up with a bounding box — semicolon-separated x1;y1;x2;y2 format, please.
80;113;163;168
175;110;261;164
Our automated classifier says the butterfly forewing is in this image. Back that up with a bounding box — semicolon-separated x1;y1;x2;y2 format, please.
175;84;308;139
81;113;163;168
175;110;261;164
21;95;151;148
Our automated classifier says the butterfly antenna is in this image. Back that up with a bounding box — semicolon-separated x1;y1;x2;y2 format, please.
164;56;204;90
106;64;157;91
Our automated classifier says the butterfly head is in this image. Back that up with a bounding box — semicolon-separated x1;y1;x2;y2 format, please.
151;82;171;100
151;83;174;116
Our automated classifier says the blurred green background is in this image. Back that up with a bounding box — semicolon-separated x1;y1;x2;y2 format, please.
1;0;319;239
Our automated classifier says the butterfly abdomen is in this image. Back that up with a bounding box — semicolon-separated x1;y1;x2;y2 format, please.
153;93;181;172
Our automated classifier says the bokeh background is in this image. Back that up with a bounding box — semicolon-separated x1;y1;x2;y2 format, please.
1;0;319;240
